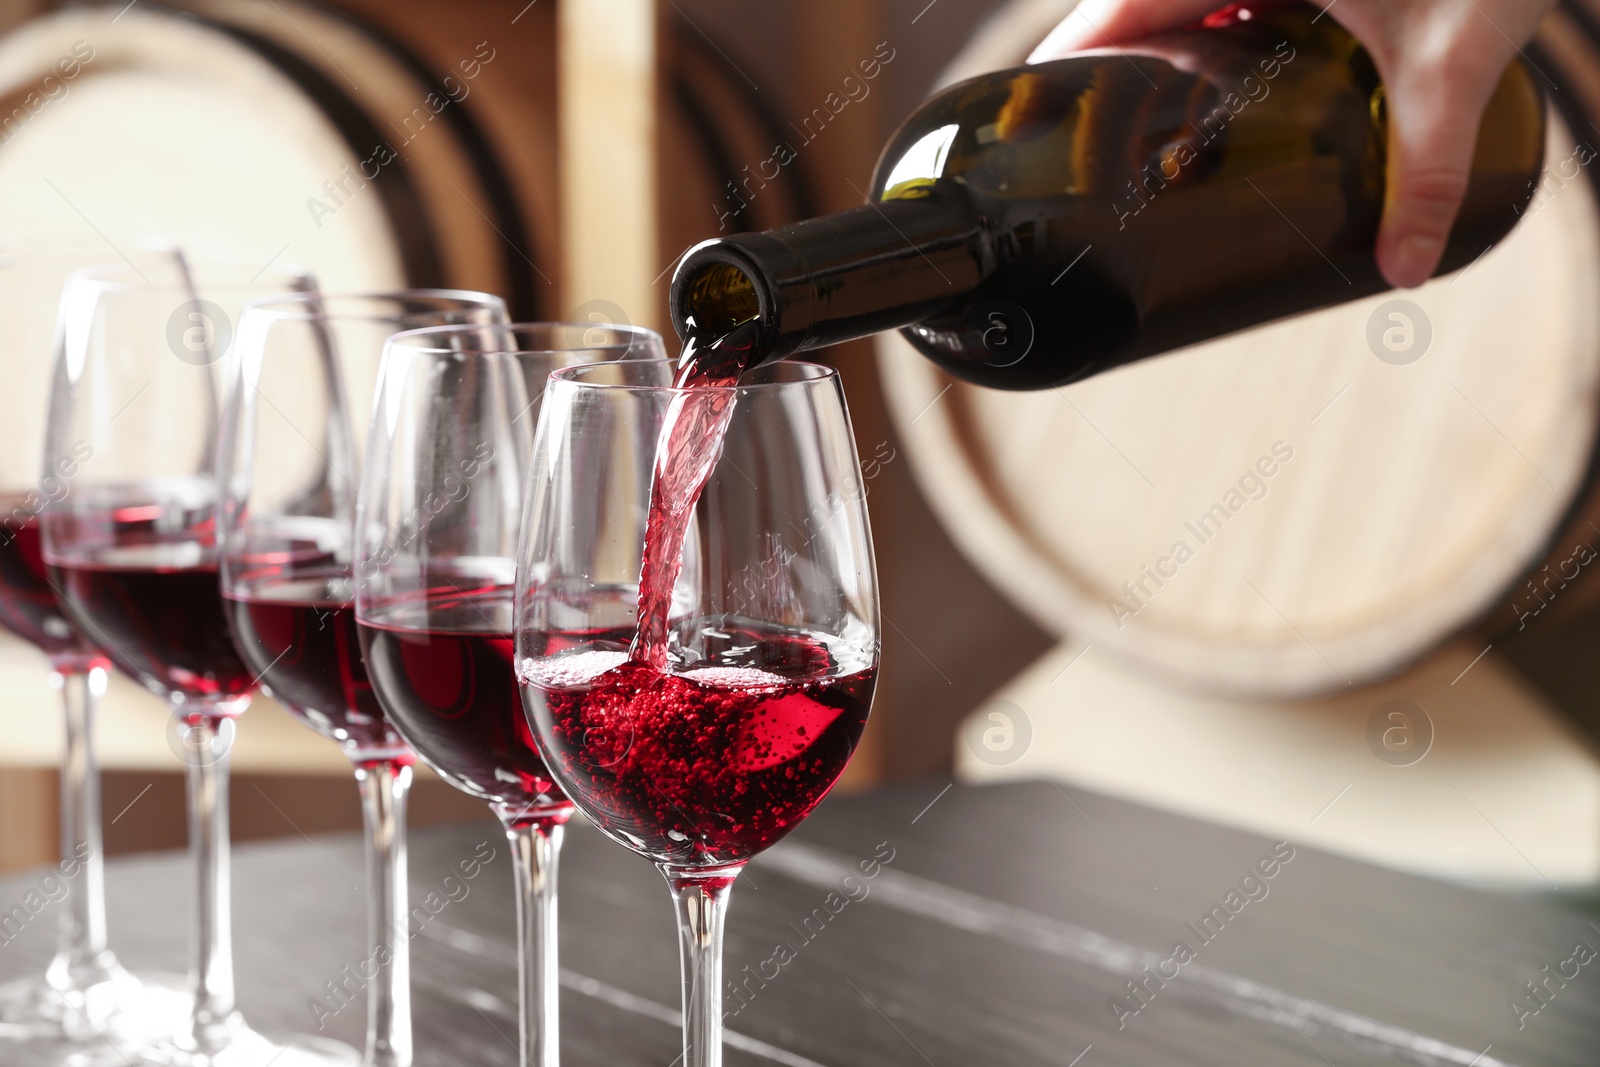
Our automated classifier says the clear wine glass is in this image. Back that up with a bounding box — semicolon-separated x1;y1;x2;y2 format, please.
40;258;362;1067
515;359;880;1067
354;323;665;1067
216;293;508;1067
0;242;189;1059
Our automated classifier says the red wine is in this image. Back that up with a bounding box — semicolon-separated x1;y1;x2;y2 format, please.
359;582;565;807
552;325;874;867
225;570;410;760
630;323;758;669
521;621;874;867
0;511;94;663
49;542;256;704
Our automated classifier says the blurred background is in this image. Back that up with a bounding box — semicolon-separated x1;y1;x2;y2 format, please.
0;0;1597;894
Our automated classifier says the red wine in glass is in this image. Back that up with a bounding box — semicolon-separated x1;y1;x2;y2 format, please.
515;351;878;1067
359;580;564;808
48;535;256;704
225;568;410;758
521;619;874;867
0;508;94;661
534;319;881;867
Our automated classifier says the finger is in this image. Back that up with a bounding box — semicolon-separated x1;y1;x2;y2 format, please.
1028;0;1224;60
1375;55;1507;288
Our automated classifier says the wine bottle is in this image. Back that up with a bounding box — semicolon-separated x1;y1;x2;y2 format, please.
669;0;1546;390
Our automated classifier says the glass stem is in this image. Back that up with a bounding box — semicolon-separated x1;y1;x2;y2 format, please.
664;865;742;1067
183;708;240;1053
496;805;569;1067
47;663;119;995
354;759;413;1067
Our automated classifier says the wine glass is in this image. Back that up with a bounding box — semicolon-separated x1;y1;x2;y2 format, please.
216;291;507;1067
354;322;664;1067
0;241;189;1058
40;258;361;1067
515;359;880;1067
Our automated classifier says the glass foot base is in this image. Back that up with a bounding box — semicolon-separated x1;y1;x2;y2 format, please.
135;1023;361;1067
0;969;189;1046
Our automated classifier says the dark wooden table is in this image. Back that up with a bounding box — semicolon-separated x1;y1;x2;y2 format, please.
2;780;1596;1065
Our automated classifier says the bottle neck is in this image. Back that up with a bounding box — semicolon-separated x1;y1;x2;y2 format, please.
670;191;989;362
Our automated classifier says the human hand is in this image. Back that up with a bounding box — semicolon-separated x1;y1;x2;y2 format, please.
1029;0;1555;288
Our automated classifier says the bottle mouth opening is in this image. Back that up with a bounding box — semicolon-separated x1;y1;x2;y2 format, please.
679;259;762;338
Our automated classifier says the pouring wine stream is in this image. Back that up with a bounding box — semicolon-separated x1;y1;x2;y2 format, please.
629;319;761;669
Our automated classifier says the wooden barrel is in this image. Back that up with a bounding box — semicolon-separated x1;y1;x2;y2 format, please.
0;0;806;322
880;0;1600;699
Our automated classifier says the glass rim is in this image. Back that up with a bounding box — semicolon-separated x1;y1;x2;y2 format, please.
63;258;315;294
240;289;506;323
547;357;839;394
386;320;663;356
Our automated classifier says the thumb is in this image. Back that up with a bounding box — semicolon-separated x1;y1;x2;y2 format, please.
1375;58;1505;288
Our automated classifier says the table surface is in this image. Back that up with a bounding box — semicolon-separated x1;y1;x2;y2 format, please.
1;779;1595;1066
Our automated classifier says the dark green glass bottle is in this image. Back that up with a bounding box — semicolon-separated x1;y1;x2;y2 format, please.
669;0;1545;390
